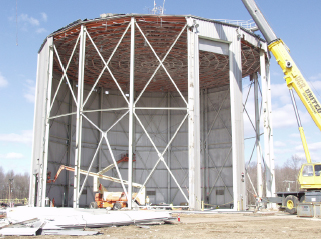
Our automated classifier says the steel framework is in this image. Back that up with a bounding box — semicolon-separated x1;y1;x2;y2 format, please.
29;14;274;210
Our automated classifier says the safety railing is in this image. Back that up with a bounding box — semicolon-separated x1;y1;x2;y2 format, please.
214;19;257;30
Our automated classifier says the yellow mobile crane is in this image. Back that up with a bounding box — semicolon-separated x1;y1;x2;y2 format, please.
242;0;321;214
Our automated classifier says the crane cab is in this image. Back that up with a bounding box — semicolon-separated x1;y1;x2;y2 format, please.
298;163;321;189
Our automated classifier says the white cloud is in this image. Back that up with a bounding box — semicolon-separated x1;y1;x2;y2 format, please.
274;141;286;147
308;80;321;92
273;147;293;155
41;12;47;22
309;73;321;81
17;13;47;33
294;144;304;151
271;103;310;129
290;133;300;138
0;130;33;146
307;141;321;152
270;83;291;105
311;151;321;162
291;141;321;162
271;71;282;76
24;80;36;103
0;72;8;88
271;104;296;128
0;153;24;159
292;140;321;162
20;13;39;26
36;28;46;34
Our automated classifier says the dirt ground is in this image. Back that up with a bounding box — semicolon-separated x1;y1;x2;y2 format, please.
6;211;321;239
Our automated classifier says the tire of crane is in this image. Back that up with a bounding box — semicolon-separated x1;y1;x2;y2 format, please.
89;201;98;209
285;195;298;214
113;202;122;210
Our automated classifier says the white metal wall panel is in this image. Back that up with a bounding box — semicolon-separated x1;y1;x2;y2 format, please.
196;18;267;53
196;20;232;42
46;84;105;207
29;37;53;206
195;18;247;209
202;87;233;207
199;38;229;55
45;87;191;207
49;79;71;141
46;81;77;206
239;28;268;52
134;93;189;205
228;25;247;210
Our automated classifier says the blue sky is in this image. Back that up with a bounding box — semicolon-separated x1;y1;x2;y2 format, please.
0;0;321;174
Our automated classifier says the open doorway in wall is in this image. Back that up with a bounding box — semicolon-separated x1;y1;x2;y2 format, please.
198;38;233;209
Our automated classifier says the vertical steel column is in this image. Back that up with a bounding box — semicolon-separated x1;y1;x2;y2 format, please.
229;30;246;211
73;25;86;208
40;37;54;207
187;21;201;210
167;92;171;203
254;73;263;200
98;87;104;172
133;91;137;185
200;90;205;200
67;80;75;207
205;88;209;203
201;89;205;201
260;51;271;202
128;17;135;209
266;58;276;207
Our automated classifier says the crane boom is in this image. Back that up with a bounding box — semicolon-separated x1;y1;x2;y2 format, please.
242;0;321;163
241;0;277;43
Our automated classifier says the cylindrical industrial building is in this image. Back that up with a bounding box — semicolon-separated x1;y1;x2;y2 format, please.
29;14;275;210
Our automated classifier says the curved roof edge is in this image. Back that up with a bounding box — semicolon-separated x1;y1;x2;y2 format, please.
38;14;265;53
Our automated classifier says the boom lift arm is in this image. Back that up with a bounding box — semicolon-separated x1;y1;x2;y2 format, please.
47;164;144;189
48;156;142;188
47;155;146;207
242;0;321;163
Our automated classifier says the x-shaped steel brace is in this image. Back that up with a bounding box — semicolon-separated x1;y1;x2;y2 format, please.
77;110;130;200
84;23;131;107
133;111;189;203
50;36;81;113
